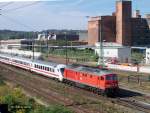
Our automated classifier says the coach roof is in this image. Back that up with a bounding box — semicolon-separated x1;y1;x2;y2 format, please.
0;53;59;67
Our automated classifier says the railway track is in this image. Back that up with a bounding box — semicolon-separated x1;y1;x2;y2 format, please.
0;62;150;113
117;98;150;113
0;65;92;113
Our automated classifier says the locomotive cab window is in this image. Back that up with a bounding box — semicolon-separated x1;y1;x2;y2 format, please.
101;76;104;80
60;68;65;74
106;75;117;81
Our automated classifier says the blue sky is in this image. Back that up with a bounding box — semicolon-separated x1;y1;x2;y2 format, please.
0;0;149;31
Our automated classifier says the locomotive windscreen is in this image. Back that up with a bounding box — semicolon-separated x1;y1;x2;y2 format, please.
106;74;118;81
60;68;65;75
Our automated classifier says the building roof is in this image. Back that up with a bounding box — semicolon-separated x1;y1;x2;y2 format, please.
95;42;130;49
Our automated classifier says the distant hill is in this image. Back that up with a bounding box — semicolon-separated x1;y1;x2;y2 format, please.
0;29;87;40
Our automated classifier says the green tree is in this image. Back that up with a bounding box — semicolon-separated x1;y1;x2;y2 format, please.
131;52;144;64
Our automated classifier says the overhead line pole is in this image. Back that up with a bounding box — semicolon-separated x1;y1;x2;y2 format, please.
98;17;104;67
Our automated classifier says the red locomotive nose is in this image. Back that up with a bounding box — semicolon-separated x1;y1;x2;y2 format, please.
105;74;118;88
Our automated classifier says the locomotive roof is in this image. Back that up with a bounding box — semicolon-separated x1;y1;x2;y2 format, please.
66;65;113;76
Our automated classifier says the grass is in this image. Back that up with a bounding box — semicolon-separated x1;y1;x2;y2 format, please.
0;78;73;113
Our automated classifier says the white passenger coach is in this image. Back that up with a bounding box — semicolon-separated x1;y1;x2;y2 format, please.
0;53;66;81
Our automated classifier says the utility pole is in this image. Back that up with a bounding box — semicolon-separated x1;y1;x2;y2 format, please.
98;17;104;67
32;32;35;61
46;32;49;58
65;32;68;65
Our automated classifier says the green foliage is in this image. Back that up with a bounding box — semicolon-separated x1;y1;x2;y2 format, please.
131;52;144;64
0;85;73;113
42;48;97;62
0;30;37;40
91;54;99;62
0;78;5;86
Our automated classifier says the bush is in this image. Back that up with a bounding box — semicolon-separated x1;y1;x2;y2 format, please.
0;79;5;86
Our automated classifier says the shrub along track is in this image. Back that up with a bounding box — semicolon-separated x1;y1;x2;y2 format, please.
0;62;150;113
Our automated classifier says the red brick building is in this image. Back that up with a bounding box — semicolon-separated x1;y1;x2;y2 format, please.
88;16;116;45
146;14;150;28
88;0;150;46
116;0;132;46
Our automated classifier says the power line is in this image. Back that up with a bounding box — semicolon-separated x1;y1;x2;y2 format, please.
0;2;14;9
1;1;41;13
0;14;36;31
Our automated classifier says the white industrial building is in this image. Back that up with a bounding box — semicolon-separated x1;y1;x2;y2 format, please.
146;48;150;64
95;42;131;63
0;49;41;59
0;39;22;49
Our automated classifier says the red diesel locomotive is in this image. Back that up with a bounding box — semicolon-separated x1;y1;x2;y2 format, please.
64;65;119;96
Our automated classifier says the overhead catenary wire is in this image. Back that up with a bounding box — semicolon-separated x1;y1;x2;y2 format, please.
0;14;36;31
0;2;14;9
1;1;41;14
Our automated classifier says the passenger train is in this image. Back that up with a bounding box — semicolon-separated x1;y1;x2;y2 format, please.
0;53;119;96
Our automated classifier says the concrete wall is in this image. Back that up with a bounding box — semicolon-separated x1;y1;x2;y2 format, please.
95;45;131;63
118;48;131;62
146;48;150;64
106;64;150;74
